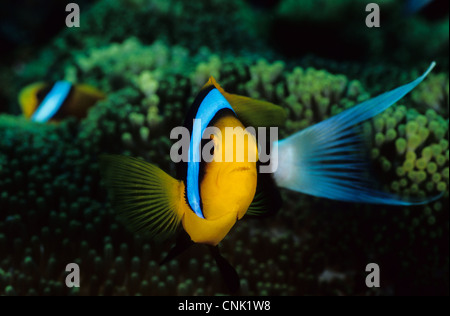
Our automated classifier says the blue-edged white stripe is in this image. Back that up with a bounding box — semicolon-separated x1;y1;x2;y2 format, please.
187;88;235;219
31;81;72;123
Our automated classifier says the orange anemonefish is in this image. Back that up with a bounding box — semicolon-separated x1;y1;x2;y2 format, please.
100;62;440;292
19;81;105;122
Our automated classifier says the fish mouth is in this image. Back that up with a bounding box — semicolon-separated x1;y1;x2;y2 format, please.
230;166;252;173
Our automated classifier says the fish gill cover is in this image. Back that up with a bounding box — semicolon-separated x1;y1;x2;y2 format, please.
0;0;448;296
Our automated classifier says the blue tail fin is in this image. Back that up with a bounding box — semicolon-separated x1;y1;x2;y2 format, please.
273;62;441;205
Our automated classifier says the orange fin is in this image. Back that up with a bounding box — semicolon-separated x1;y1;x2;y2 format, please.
203;76;286;128
99;154;186;239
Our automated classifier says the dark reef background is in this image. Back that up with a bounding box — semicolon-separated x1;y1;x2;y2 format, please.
0;0;448;296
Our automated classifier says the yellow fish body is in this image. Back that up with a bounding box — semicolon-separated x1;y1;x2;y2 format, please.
182;114;259;245
19;81;105;122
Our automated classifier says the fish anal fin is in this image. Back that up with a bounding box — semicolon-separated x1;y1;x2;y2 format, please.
160;230;193;265
209;245;240;294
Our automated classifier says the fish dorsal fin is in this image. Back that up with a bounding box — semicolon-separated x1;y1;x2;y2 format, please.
75;84;106;100
246;171;282;217
201;76;226;93
203;76;287;128
100;154;187;239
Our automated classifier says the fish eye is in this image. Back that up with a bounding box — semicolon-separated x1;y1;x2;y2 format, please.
209;134;216;155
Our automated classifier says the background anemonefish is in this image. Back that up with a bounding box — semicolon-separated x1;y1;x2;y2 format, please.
19;80;105;122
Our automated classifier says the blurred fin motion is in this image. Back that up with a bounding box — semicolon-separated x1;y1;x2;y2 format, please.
403;0;433;15
273;62;442;205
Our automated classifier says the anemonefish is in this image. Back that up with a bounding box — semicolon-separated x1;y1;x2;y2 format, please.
100;62;440;292
19;81;105;122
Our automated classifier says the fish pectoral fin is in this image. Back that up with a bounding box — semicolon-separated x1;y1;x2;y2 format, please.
160;230;193;265
203;76;287;128
99;154;185;239
246;172;282;217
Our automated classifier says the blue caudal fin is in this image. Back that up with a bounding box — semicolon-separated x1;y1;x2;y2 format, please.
273;62;442;205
